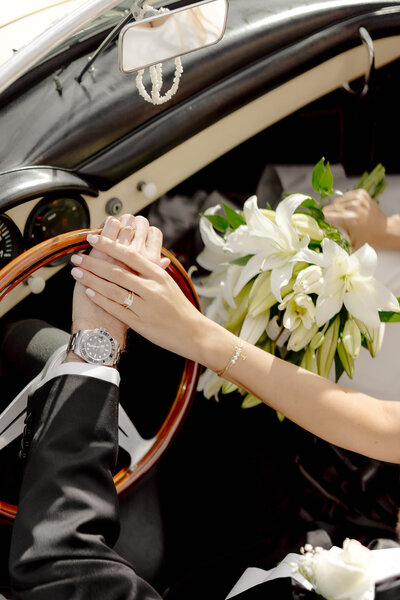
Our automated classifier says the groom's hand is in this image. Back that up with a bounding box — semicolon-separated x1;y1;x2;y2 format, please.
69;216;134;357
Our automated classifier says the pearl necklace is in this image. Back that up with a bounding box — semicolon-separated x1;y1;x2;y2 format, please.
134;3;183;105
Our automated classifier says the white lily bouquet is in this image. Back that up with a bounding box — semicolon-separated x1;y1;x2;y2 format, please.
194;160;400;408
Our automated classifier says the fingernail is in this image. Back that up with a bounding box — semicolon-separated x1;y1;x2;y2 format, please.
71;254;82;265
71;267;83;279
86;288;95;297
87;234;99;245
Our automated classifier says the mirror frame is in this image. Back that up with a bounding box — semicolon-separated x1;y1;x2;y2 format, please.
118;0;228;73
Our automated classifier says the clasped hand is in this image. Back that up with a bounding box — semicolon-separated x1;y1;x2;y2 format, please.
70;214;206;363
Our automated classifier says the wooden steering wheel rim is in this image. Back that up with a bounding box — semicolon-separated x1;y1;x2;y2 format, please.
0;229;202;520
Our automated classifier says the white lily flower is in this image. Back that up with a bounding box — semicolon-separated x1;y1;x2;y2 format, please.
197;205;236;271
342;319;361;359
294;265;324;294
315;239;400;328
197;368;224;399
353;318;385;357
226;194;316;301
195;265;244;324
239;310;270;345
367;322;385;357
279;292;316;331
224;281;252;332
291;213;324;241
300;346;318;374
287;323;319;352
266;315;283;341
248;271;277;317
317;315;340;378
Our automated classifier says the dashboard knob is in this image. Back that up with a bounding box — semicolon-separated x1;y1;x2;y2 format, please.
25;275;46;294
137;181;158;201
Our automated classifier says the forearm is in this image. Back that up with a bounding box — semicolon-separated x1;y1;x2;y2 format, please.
197;318;400;464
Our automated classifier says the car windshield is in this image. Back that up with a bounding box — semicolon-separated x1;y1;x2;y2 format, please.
0;0;135;71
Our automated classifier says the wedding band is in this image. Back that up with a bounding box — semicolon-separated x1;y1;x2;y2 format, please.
118;225;136;244
122;290;134;308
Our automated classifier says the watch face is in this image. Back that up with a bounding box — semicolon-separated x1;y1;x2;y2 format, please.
79;329;116;365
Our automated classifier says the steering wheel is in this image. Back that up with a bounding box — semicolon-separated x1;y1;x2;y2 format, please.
0;229;202;521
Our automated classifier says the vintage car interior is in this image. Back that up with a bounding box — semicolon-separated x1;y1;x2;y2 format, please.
0;1;400;598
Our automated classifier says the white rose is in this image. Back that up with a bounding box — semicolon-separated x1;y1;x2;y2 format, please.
314;539;374;600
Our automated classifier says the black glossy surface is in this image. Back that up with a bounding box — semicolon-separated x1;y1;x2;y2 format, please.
0;167;98;213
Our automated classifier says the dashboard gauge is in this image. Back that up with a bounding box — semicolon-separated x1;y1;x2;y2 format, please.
25;196;90;265
0;215;25;270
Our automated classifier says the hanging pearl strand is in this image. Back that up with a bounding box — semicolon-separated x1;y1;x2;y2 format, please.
135;4;183;105
136;57;183;105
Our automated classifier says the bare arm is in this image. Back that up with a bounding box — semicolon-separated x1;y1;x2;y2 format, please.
70;234;400;465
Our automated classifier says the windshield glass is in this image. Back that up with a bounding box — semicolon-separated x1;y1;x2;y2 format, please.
0;1;135;69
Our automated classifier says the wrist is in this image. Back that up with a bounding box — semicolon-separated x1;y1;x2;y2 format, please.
382;214;400;251
67;326;124;368
71;322;127;351
195;316;238;374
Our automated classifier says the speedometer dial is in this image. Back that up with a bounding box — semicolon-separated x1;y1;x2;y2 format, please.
25;196;90;246
25;196;90;266
0;215;24;270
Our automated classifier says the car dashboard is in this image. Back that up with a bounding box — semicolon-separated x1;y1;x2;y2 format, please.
1;0;400;318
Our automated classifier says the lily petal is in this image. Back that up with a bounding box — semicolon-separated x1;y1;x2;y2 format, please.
344;280;398;328
275;193;310;247
353;243;377;277
197;369;224;399
270;262;295;301
243;195;278;238
240;311;270;345
232;253;266;297
316;293;344;327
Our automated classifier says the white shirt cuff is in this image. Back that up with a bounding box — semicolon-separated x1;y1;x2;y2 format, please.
36;345;121;390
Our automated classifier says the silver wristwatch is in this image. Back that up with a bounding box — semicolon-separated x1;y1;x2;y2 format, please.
67;328;121;366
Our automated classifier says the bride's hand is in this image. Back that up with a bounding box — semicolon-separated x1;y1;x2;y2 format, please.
70;232;207;362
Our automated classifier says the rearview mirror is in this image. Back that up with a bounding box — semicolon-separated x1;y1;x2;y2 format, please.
118;0;228;73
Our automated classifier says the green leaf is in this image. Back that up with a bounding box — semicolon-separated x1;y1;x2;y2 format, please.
223;203;246;230
379;297;400;321
300;198;318;209
312;158;325;192
311;158;335;198
319;161;333;191
296;206;325;222
229;254;254;267
379;311;400;322
202;213;229;232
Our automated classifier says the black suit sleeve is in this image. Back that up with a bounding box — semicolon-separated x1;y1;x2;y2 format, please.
9;374;161;600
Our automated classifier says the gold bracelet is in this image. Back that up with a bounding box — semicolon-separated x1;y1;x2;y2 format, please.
216;339;246;377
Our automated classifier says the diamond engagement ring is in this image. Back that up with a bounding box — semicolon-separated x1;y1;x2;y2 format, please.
122;290;134;308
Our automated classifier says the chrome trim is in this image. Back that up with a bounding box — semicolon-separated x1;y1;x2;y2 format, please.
343;26;375;97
